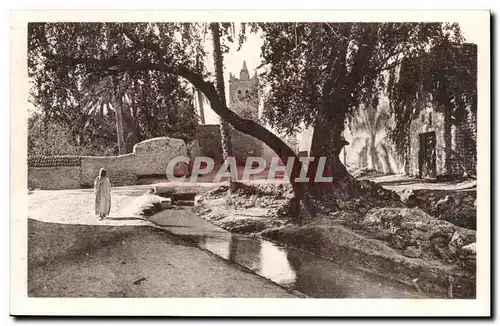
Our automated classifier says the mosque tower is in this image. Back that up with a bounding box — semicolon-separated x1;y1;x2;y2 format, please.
228;61;259;120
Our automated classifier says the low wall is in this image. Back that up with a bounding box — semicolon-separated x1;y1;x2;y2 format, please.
28;166;81;190
28;137;188;190
28;156;82;190
195;125;224;164
80;153;137;187
80;137;187;187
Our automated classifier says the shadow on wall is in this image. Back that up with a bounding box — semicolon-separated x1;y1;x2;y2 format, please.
344;100;404;175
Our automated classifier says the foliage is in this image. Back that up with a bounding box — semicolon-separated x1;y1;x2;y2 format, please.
28;113;102;156
254;22;453;136
28;21;317;220
388;35;477;163
425;39;477;121
28;22;202;154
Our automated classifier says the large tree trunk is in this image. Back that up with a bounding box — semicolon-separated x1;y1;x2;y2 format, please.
308;99;401;212
211;22;236;191
310;107;349;175
309;112;356;199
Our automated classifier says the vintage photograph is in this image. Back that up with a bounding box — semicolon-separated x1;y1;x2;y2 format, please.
11;10;490;316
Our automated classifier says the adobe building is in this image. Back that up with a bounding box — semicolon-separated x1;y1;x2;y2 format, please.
408;43;477;179
408;96;477;179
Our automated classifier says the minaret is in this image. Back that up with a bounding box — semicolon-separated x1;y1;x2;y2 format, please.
239;61;250;80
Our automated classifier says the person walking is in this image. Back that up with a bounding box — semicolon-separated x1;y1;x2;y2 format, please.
94;168;111;220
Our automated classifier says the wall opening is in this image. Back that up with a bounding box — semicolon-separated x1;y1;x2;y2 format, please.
418;131;437;179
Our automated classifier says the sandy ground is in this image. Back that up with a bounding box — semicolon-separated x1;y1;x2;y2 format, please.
27;188;295;298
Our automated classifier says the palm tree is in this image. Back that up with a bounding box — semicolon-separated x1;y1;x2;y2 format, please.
211;22;236;190
81;72;131;155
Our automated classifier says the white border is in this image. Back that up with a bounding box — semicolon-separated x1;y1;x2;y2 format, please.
10;9;491;317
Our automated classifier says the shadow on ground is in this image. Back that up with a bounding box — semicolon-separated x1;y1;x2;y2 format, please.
27;218;295;298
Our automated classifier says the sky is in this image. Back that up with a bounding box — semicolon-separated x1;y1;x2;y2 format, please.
199;27;264;125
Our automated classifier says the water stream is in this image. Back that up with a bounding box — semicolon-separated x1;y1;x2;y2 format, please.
149;208;430;299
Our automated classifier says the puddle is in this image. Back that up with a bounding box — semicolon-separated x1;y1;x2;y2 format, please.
149;208;433;299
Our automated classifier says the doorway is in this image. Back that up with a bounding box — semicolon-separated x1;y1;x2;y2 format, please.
418;131;437;179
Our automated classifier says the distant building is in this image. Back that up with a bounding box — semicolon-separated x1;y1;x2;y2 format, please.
229;61;259;121
194;61;265;165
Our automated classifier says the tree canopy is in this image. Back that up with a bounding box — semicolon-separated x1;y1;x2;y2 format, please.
256;23;463;134
387;36;477;167
28;23;203;154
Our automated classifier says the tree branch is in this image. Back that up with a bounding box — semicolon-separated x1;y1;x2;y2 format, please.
48;52;301;174
322;23;351;42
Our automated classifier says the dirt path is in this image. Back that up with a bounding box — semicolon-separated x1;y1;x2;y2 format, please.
27;188;295;298
359;173;476;192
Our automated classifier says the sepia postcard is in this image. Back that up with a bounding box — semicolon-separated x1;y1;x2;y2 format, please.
10;9;491;317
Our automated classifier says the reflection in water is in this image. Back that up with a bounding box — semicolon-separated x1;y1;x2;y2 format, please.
229;236;262;273
197;234;231;259
286;249;426;298
151;209;429;298
259;241;296;286
198;234;296;285
197;234;425;298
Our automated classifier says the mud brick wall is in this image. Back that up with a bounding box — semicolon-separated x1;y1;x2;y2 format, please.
80;137;187;187
133;137;187;175
449;118;477;177
28;156;82;190
195;125;224;164
230;130;264;165
80;153;138;187
28;166;81;190
28;137;188;189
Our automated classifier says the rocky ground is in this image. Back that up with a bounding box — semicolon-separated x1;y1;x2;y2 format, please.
193;175;477;299
360;173;477;229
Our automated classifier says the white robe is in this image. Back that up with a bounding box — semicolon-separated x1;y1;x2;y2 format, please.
94;176;111;216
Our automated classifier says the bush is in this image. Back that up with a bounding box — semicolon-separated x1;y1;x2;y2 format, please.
28;115;81;156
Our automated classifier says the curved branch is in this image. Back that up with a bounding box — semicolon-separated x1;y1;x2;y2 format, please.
48;53;305;190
